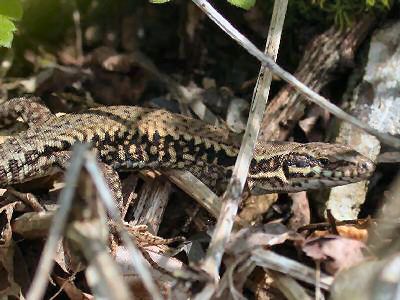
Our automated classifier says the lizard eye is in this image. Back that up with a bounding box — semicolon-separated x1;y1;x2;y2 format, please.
319;158;329;166
294;159;309;168
285;155;312;168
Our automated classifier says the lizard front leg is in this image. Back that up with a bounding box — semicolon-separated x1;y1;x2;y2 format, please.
0;96;54;128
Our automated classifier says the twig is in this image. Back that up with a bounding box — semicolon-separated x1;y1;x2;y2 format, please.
269;270;313;300
315;261;322;300
297;218;372;232
251;248;333;290
84;153;164;300
130;176;172;234
192;0;400;149
259;16;376;141
7;188;45;212
26;144;89;300
163;169;221;218
200;0;288;281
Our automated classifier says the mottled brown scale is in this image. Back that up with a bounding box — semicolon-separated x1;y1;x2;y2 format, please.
0;98;376;196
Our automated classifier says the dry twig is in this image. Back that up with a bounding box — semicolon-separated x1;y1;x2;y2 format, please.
192;0;400;149
26;144;89;300
200;0;288;285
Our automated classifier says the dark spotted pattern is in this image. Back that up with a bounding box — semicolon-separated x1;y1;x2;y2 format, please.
0;97;376;195
248;156;282;175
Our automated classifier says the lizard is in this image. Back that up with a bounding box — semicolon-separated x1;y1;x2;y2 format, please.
0;97;375;203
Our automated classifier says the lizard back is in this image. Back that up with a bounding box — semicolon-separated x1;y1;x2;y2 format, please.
0;106;240;186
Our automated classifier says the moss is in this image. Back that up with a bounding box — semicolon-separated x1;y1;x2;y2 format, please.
308;0;391;27
258;0;391;28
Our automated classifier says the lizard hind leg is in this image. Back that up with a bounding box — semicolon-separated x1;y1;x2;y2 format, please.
52;151;124;213
0;96;54;128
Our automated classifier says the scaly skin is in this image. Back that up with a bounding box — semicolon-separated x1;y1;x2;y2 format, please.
0;97;375;194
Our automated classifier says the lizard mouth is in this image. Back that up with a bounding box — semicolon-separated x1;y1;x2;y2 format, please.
316;158;375;181
285;156;375;180
282;142;375;181
282;153;375;191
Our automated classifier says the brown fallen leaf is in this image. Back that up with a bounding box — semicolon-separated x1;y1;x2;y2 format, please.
226;223;298;255
302;235;366;274
312;225;368;242
0;202;27;298
53;275;94;300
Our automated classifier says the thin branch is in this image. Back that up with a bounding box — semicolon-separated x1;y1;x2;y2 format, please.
192;0;400;149
163;169;221;218
251;249;333;290
84;153;164;300
200;0;288;281
26;144;89;300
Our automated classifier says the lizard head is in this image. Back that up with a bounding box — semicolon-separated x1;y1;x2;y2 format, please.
248;142;375;194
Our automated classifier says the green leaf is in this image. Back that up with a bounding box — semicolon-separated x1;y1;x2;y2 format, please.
0;0;22;20
366;0;375;6
149;0;171;3
227;0;256;10
0;15;16;48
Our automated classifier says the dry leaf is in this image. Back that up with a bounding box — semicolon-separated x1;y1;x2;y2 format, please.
226;223;295;255
302;236;365;274
312;225;368;242
0;202;24;298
